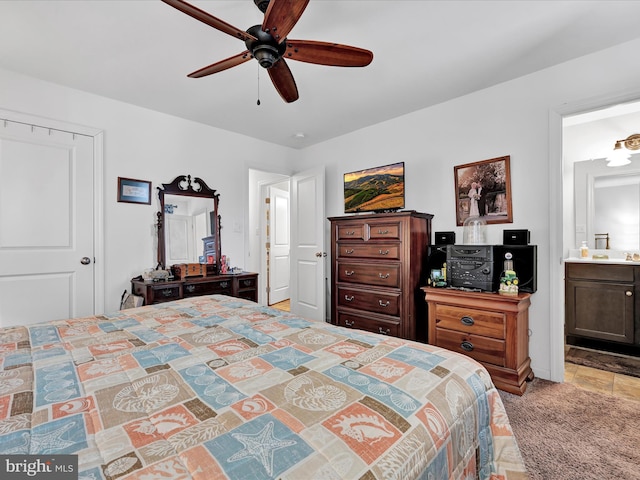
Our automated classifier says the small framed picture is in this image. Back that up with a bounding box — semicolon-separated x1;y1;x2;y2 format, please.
454;156;513;226
118;177;152;205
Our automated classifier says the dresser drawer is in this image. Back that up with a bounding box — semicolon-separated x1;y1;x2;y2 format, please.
337;224;366;240
336;310;400;337
150;285;181;302
183;279;232;297
337;262;400;287
338;286;400;316
368;222;401;240
337;243;400;260
434;305;506;339
436;328;506;367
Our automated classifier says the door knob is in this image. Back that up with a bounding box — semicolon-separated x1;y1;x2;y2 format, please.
315;252;327;257
80;257;92;265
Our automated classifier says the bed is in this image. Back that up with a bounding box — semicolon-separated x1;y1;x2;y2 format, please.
0;295;527;479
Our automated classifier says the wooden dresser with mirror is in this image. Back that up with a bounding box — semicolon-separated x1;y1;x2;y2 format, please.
131;174;257;304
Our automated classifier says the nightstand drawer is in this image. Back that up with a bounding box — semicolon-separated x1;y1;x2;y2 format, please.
337;243;400;260
436;328;506;367
338;262;400;287
337;286;400;316
434;305;506;339
336;311;400;337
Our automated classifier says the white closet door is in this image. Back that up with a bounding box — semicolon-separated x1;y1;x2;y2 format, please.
0;120;94;326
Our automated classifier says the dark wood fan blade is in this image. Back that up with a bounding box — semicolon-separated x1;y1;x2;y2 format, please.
268;59;299;103
285;40;373;66
188;51;252;78
262;0;310;43
162;0;256;42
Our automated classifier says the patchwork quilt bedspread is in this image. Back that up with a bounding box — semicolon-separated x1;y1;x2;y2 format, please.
0;295;527;479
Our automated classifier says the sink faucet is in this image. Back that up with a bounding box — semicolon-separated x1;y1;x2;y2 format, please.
595;233;610;249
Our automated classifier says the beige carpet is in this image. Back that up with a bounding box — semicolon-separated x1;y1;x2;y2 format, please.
500;378;640;480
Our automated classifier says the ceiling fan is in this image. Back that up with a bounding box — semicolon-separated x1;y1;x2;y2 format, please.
162;0;373;103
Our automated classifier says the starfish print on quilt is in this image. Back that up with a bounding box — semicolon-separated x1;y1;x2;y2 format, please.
227;421;296;476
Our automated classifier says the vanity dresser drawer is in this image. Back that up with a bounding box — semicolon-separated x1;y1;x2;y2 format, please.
337;243;400;260
183;279;232;297
132;280;182;304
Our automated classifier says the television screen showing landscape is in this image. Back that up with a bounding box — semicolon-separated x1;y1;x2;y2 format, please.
344;162;405;213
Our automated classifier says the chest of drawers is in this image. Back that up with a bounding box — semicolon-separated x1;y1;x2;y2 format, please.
329;211;432;341
423;287;533;395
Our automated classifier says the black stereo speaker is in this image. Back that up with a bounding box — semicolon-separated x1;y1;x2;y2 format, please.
434;231;455;245
503;229;530;245
493;245;537;293
427;245;448;271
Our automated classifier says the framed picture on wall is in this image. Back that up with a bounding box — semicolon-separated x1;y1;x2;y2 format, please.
454;155;513;226
117;177;152;205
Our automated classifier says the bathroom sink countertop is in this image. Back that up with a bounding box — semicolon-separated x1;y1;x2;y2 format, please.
565;249;640;265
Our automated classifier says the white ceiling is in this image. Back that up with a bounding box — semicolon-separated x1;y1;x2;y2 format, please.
1;0;640;149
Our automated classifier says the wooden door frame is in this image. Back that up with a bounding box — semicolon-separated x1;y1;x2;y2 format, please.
0;109;105;315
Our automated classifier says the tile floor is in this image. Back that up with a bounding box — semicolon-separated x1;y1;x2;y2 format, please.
564;361;640;402
268;300;640;402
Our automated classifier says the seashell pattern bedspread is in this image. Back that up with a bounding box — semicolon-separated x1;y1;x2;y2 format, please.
0;295;527;479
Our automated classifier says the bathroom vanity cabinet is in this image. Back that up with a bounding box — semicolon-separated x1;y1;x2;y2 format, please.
565;262;639;348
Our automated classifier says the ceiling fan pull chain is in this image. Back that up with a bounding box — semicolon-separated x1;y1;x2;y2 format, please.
257;65;261;106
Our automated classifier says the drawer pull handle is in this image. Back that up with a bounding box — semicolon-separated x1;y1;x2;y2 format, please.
243;280;252;286
220;281;229;288
379;249;390;255
186;285;196;293
346;231;355;236
460;341;474;352
345;319;355;327
378;273;390;279
345;270;355;276
378;327;391;335
344;295;354;302
378;300;390;307
377;229;389;235
626;291;633;297
460;316;475;326
345;248;354;254
162;289;174;297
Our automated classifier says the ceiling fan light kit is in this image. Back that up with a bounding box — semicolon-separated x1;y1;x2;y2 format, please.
162;0;373;103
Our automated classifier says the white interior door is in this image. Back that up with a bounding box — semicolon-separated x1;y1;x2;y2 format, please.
290;167;325;321
165;214;194;265
268;186;290;305
0;119;95;326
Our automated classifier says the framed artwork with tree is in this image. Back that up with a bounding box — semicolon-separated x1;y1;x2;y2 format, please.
454;155;513;226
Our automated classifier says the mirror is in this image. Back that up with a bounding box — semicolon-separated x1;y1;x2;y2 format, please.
157;175;220;270
574;159;640;251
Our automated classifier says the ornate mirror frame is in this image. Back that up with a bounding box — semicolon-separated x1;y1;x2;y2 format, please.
157;175;221;270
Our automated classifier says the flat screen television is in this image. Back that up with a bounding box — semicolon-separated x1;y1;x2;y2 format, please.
344;162;405;213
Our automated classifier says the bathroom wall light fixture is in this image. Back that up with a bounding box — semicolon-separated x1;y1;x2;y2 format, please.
607;133;640;167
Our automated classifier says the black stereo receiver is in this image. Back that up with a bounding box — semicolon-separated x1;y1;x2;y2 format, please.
446;245;496;291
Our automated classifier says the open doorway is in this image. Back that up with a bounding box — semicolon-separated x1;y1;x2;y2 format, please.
247;167;327;321
266;181;291;309
561;99;640;384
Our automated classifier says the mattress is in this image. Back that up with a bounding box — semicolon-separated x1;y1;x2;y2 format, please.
0;295;527;479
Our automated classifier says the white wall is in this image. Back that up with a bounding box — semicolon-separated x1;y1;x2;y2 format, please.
3;35;640;381
299;37;640;381
0;67;295;312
